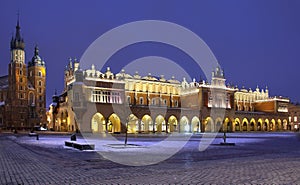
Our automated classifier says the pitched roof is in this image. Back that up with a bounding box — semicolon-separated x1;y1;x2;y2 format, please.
0;75;8;90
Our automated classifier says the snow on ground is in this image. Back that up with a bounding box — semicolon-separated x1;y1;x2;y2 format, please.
10;132;296;151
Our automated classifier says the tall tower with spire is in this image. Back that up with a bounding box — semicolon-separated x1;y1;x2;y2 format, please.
7;17;28;127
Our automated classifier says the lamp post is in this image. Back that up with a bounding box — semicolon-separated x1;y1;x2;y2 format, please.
125;118;129;145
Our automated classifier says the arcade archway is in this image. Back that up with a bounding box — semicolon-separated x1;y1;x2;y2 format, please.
108;113;121;133
91;113;106;133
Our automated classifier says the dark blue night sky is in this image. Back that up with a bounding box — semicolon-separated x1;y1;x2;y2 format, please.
1;0;300;105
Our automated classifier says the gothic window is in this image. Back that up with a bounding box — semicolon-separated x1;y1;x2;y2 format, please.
39;95;42;101
20;86;23;91
38;71;42;77
127;96;131;104
39;88;42;93
38;81;42;86
19;70;22;75
29;93;34;105
20;78;23;83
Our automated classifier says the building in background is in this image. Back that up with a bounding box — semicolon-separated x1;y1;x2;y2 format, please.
0;19;47;130
288;103;300;131
48;59;290;133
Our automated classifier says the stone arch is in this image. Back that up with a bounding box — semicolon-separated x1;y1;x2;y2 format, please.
257;118;263;131
242;118;249;131
141;114;152;132
108;113;121;133
91;113;106;133
155;115;165;132
270;119;276;131
127;114;138;133
204;117;214;132
264;119;269;131
283;119;288;130
223;118;231;132
180;116;190;133
234;118;241;132
215;117;223;132
250;118;256;131
191;116;200;133
277;119;282;131
168;115;178;132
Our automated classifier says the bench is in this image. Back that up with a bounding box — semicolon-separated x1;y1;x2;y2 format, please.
28;132;39;140
64;141;95;150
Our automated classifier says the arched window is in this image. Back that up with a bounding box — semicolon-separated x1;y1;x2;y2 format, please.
139;97;144;105
38;71;42;77
163;99;167;105
175;100;178;107
38;81;42;86
127;96;131;104
152;98;156;105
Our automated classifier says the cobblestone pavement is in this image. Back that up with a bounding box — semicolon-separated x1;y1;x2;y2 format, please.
0;133;300;184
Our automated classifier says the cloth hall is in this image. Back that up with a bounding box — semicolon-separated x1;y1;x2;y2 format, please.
47;59;290;133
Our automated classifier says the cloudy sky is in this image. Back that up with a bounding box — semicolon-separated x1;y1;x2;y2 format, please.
0;0;300;105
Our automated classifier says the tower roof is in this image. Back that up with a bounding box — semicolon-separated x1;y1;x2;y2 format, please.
28;45;45;67
212;66;224;79
10;16;25;50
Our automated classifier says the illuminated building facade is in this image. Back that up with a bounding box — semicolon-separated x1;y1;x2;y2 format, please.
288;103;300;131
48;58;290;133
0;20;47;129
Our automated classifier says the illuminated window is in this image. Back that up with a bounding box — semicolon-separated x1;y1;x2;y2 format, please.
289;116;292;122
294;116;297;122
91;90;121;104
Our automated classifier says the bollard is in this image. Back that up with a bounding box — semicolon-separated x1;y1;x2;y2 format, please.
36;134;39;140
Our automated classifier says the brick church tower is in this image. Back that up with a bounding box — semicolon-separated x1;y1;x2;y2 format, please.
2;18;47;129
